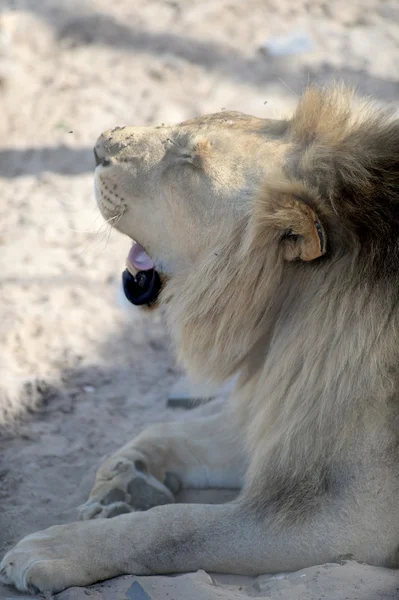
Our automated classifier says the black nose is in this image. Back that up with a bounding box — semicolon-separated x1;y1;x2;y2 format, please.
94;147;101;167
94;147;111;167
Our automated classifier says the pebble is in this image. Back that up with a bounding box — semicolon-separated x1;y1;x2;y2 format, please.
259;31;314;56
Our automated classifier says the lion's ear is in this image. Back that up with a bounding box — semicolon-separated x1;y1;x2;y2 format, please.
281;198;326;262
263;191;327;262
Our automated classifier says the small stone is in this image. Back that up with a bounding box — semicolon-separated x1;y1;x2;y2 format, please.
126;581;152;600
259;31;314;57
83;385;95;393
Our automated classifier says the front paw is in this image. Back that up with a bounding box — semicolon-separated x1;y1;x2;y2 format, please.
1;529;70;594
0;521;111;594
79;455;177;520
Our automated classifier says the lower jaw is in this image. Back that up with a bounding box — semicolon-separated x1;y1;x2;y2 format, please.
122;241;166;308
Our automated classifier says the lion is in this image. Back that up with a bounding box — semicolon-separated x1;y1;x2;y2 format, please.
2;85;399;594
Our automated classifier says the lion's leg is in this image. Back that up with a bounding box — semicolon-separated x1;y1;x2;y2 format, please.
1;497;384;594
79;402;245;520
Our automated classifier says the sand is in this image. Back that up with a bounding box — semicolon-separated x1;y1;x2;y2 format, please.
1;0;399;598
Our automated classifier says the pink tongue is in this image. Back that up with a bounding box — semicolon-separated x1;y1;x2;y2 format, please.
127;243;154;271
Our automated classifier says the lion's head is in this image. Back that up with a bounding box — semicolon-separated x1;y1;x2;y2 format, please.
95;85;399;384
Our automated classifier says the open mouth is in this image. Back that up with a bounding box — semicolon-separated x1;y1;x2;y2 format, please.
122;243;162;307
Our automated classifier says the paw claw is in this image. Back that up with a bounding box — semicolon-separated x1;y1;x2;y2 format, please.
1;523;101;593
78;500;133;520
78;500;103;521
106;503;132;518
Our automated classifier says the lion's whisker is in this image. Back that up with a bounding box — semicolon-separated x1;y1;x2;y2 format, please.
67;212;123;233
76;211;124;257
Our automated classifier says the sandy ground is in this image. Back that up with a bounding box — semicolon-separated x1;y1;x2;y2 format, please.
1;0;399;598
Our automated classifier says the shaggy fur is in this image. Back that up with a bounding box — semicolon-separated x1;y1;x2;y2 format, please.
164;87;399;522
2;85;399;594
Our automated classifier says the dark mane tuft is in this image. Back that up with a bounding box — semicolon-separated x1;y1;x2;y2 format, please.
288;85;399;275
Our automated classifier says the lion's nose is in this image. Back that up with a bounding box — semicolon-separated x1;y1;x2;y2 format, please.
94;127;127;167
93;147;102;167
93;133;114;167
93;132;110;167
